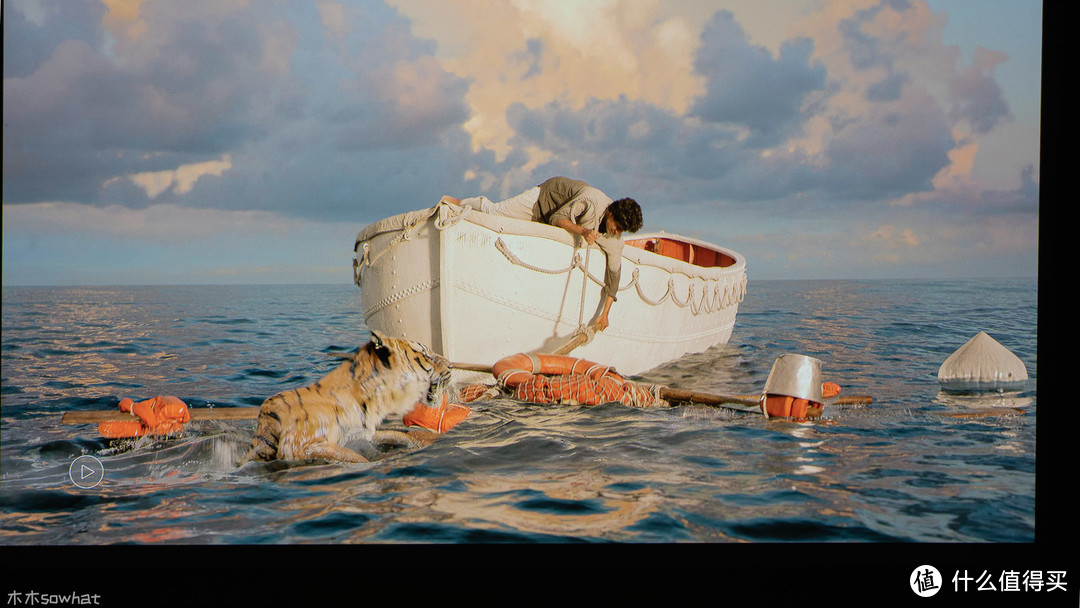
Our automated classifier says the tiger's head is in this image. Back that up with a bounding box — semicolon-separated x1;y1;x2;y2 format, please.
368;330;451;407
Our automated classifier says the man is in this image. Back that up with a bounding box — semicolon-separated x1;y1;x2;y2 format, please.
440;177;643;331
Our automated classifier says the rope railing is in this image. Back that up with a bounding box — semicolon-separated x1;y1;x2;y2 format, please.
495;237;746;316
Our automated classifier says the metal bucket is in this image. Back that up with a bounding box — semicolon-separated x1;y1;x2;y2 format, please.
763;354;823;403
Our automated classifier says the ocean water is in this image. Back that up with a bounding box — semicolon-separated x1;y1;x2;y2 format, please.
1;279;1038;548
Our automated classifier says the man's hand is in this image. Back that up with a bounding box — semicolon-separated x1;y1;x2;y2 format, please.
594;295;615;331
594;314;610;332
554;218;600;245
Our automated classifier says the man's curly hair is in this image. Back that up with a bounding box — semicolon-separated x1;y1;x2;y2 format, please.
608;198;643;233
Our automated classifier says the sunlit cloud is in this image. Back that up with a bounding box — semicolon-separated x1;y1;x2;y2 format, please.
390;0;707;163
101;0;149;40
111;154;233;198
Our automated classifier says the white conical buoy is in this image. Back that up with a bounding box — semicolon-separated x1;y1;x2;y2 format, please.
938;331;1028;389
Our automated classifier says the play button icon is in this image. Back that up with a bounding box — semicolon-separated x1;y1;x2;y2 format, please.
69;455;104;489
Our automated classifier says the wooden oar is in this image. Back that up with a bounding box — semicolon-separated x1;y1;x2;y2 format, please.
826;395;874;406
936;407;1025;419
662;390;873;407
658;387;760;408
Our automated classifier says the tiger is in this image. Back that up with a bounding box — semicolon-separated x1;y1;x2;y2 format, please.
237;330;452;466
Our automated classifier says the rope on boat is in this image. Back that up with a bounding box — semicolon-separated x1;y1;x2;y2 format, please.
363;278;440;320
492;237;581;275
495;237;747;316
578;246;591;329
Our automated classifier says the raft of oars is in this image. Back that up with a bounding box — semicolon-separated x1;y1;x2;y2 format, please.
62;361;872;426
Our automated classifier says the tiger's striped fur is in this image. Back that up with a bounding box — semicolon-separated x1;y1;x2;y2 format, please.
238;331;451;465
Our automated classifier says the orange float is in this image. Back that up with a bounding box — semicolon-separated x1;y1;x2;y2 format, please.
762;382;842;420
492;352;623;386
762;394;818;419
488;353;663;408
402;394;471;433
98;395;191;438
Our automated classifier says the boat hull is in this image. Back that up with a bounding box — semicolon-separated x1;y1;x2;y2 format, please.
354;203;747;377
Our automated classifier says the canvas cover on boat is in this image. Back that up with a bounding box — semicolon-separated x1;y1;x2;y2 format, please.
355;206;442;250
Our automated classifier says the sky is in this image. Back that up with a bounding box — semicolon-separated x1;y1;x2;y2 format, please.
3;0;1044;285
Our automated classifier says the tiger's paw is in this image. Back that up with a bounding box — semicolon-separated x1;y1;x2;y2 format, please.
302;442;369;463
373;428;438;449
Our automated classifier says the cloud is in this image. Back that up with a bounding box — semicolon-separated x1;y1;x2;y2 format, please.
3;0;477;221
2;0;1039;283
2;1;108;78
691;11;827;147
5;0;1028;217
389;0;707;163
495;2;962;207
5;2;276;203
949;46;1012;135
111;154;233;198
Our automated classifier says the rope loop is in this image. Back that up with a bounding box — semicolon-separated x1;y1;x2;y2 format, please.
434;200;470;230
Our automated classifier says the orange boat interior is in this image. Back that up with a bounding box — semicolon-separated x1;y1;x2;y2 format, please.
625;236;737;268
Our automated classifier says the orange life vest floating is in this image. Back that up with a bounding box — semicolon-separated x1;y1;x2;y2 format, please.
98;395;192;438
487;353;664;408
402;394;471;433
762;382;842;420
762;394;819;419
